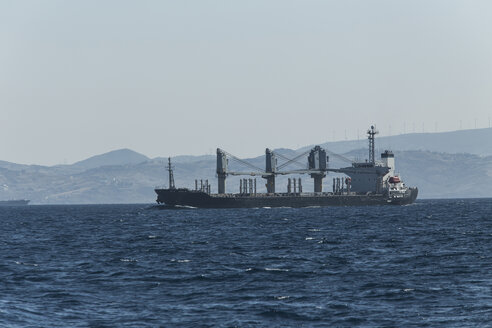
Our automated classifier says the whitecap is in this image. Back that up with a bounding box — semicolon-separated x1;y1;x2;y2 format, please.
178;260;190;263
265;267;289;272
148;235;157;239
14;261;38;267
305;237;314;240
176;205;197;209
275;296;289;300
170;259;191;263
120;258;137;262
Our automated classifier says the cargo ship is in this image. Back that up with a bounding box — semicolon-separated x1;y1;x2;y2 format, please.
155;126;418;208
0;199;30;206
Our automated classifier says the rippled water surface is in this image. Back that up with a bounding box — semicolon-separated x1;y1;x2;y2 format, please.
1;199;491;327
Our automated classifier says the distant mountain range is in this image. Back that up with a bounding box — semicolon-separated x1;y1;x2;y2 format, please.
301;127;492;156
71;148;150;170
1;128;491;204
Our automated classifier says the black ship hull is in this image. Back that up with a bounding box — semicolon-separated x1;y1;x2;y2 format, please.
155;188;418;208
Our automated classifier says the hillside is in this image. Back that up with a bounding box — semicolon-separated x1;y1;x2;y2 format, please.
301;127;492;156
1;149;491;204
1;128;492;204
72;149;149;170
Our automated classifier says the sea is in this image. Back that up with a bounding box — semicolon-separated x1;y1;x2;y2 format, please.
1;199;491;327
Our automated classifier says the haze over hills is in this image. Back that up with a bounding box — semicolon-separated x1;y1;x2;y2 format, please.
301;127;492;156
71;149;150;170
1;128;491;204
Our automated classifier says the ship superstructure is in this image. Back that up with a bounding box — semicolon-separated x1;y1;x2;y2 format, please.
155;126;418;208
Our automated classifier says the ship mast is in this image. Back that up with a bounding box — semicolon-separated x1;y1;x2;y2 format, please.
167;157;175;189
367;125;378;165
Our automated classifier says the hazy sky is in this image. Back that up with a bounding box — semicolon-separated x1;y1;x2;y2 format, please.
2;0;492;165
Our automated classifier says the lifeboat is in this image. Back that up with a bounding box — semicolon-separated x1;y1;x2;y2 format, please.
389;176;401;184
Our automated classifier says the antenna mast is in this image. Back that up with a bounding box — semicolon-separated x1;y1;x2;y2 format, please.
367;125;378;164
167;157;175;189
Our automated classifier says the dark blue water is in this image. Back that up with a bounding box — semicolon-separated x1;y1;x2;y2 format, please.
1;199;491;327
